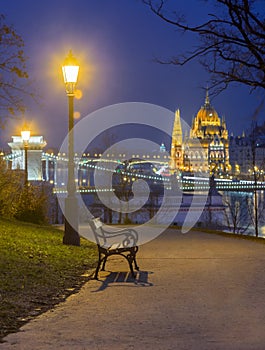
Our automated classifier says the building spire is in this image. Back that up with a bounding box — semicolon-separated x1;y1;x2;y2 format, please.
222;115;226;128
205;87;210;107
170;109;183;171
172;109;182;145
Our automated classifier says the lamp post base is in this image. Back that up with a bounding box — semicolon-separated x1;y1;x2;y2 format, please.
63;220;80;246
63;196;80;246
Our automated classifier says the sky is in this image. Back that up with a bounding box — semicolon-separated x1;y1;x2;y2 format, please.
1;0;265;151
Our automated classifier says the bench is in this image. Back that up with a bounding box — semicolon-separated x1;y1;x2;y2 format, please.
88;218;139;279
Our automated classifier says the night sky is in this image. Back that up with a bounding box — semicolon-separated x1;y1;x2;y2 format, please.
2;0;265;150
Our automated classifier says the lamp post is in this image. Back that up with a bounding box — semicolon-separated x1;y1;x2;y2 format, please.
21;129;30;186
62;50;80;246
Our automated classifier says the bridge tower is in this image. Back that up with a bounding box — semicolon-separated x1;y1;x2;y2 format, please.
8;135;47;181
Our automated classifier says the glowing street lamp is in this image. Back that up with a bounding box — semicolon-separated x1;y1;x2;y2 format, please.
21;128;30;186
62;50;80;246
62;50;80;94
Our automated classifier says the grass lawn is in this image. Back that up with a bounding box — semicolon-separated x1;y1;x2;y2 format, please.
0;218;97;341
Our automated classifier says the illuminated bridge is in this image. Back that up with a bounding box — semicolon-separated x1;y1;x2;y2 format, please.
4;151;265;193
181;176;265;192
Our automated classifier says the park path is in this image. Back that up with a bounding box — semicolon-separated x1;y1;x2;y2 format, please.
1;229;265;350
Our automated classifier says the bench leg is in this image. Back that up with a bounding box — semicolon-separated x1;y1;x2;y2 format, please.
126;252;137;278
129;259;136;278
94;256;108;279
134;257;139;271
133;246;139;271
94;248;104;279
95;247;139;279
101;256;107;271
94;260;101;279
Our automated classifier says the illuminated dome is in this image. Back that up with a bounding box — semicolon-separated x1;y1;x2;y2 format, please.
203;125;221;135
196;91;220;126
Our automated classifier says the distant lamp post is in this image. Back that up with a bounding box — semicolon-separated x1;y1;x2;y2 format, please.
62;50;80;246
21;128;30;186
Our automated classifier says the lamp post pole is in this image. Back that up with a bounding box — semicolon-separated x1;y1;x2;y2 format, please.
62;51;80;246
24;142;28;186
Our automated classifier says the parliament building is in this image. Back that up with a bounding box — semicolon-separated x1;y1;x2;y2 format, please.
171;91;231;175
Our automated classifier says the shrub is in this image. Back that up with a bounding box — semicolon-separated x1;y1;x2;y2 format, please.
15;184;48;224
0;163;22;218
0;159;48;224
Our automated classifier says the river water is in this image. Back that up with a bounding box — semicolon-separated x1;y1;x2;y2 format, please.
76;190;265;238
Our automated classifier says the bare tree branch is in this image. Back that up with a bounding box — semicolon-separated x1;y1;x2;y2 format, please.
0;14;34;126
143;0;265;95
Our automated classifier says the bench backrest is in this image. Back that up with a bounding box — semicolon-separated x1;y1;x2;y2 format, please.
88;217;138;248
88;218;106;246
89;217;103;231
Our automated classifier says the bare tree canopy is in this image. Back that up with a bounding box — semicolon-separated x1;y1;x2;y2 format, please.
143;0;265;96
0;14;32;126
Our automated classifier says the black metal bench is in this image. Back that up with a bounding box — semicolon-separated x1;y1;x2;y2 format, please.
88;218;139;279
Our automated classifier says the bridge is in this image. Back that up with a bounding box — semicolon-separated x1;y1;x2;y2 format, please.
3;149;265;193
181;176;265;192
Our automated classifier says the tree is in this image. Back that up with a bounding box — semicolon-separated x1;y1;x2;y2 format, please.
143;0;265;96
247;115;265;237
113;160;133;224
0;14;31;126
223;192;251;234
